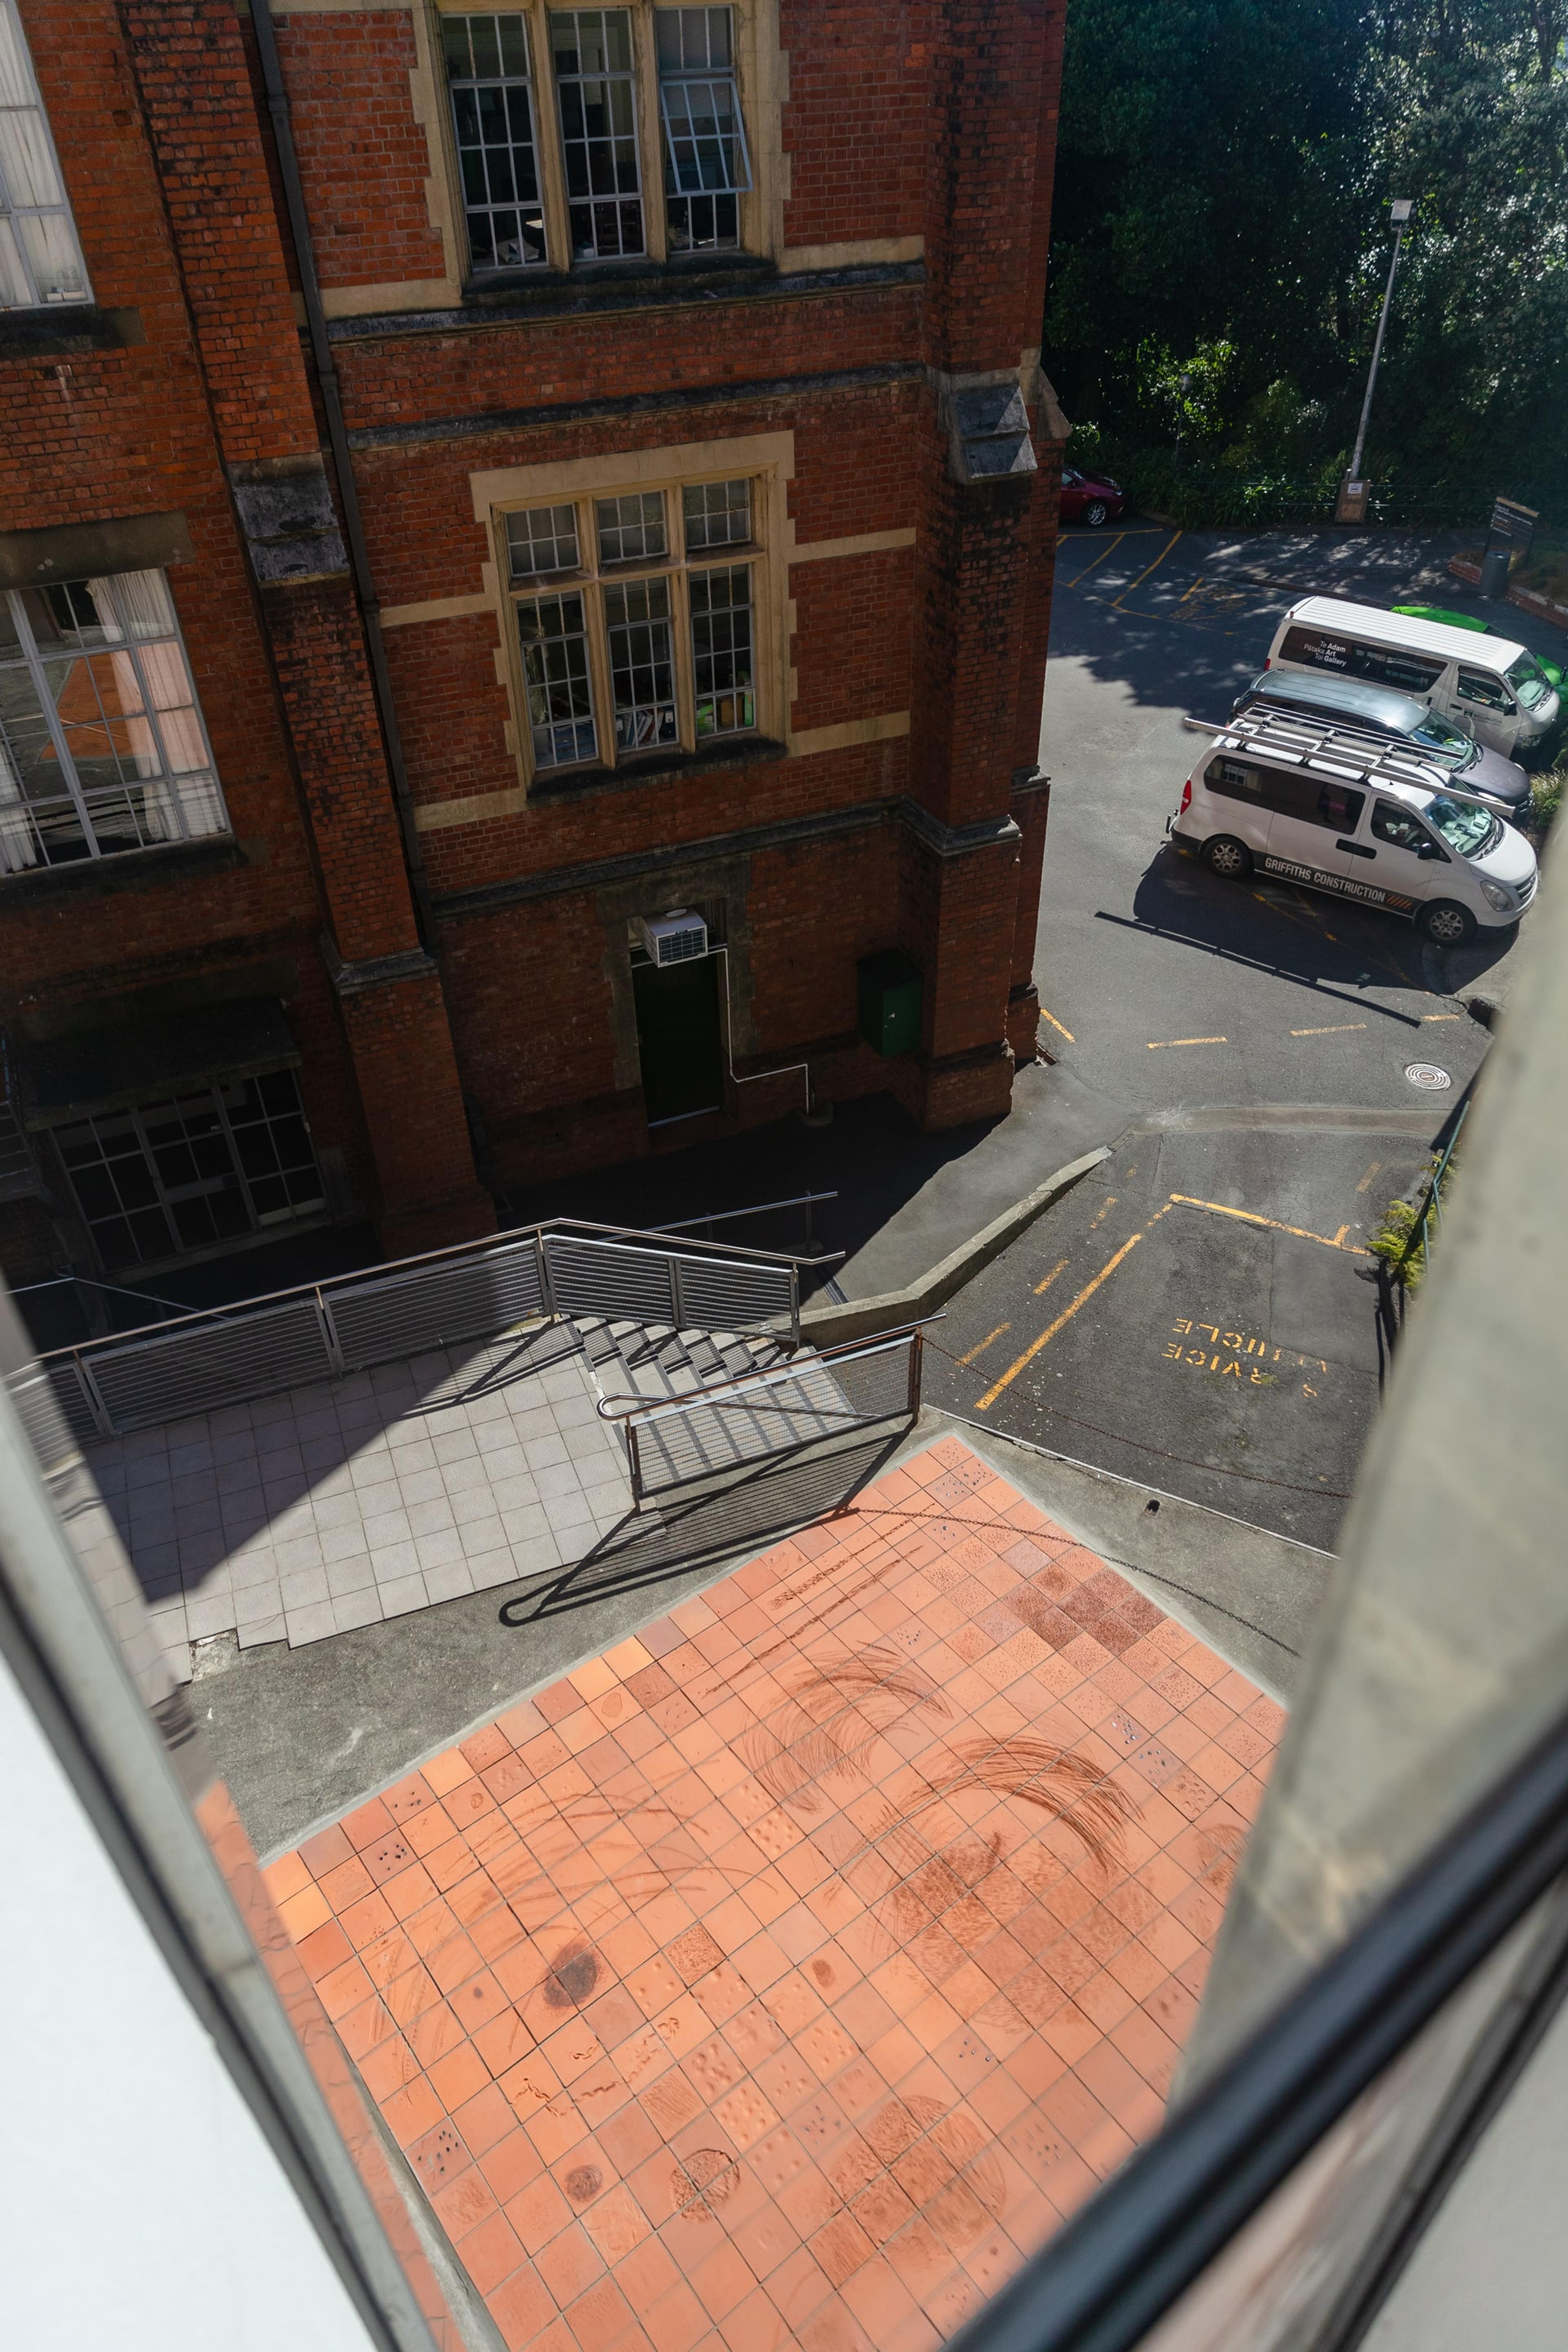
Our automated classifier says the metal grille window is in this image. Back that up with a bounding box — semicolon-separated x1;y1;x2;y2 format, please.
503;473;763;778
54;1071;324;1272
441;12;547;271
604;577;678;753
0;570;228;871
690;566;753;737
683;477;751;550
506;502;580;579
0;0;89;308
595;492;667;566
518;589;598;769
657;8;750;254
549;9;644;260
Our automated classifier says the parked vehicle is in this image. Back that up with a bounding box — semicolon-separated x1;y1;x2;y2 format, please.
1265;597;1561;764
1229;669;1530;816
1058;466;1125;528
1168;708;1538;947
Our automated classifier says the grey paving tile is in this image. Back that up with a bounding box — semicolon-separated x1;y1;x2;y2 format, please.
325;1551;375;1597
301;1434;349;1474
472;1430;527;1470
178;1543;226;1585
467;1547;519;1592
187;1590;238;1640
379;1572;429;1618
414;1527;464;1572
209;1403;254;1435
350;1454;400;1494
396;1466;446;1507
275;1532;325;1577
128;1538;180;1582
405;1495;455;1539
280;1563;330;1610
213;1430;261;1467
168;1442;215;1479
311;1462;359;1499
249;1393;296;1429
389;1435;438;1475
294;1405;341;1440
370;1540;419;1583
312;1489;364;1532
89;1460;127;1498
174;1498;224;1538
458;1514;506;1559
508;1405;558;1444
422;1558;474;1605
229;1549;279;1591
534;1460;582;1500
267;1499;318;1542
283;1590;334;1639
544;1489;596;1537
124;1428;172;1462
450;1483;502;1527
320;1521;372;1567
331;1588;384;1634
523;1433;570;1473
234;1578;283;1628
441;1452;490;1494
510;1532;562;1579
257;1442;305;1481
236;1613;285;1648
216;1460;263;1498
489;1474;541;1516
432;1427;479;1465
362;1505;413;1548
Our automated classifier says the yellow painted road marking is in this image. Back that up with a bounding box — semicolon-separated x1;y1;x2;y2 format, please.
1176;574;1206;606
977;1235;1144;1409
957;1323;1011;1367
1065;532;1125;588
1112;530;1182;609
1356;1161;1383;1194
1422;1012;1462;1022
1168;1193;1370;1257
1039;1003;1076;1043
1033;1257;1069;1296
1290;1022;1367;1036
1147;1035;1227;1049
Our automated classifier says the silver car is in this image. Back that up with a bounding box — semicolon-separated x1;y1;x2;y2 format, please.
1230;670;1530;817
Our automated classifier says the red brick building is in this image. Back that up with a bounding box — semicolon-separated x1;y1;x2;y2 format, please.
0;0;1066;1305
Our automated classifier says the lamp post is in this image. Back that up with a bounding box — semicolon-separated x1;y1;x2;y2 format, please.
1337;198;1412;524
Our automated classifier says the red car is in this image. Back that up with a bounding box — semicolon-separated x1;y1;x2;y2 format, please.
1058;465;1126;527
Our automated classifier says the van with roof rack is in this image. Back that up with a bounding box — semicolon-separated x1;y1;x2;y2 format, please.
1167;709;1538;947
1264;597;1560;764
1227;668;1530;817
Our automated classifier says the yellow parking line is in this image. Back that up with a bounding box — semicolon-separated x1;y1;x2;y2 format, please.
1422;1012;1462;1022
1176;574;1206;605
1290;1023;1367;1036
1168;1193;1370;1256
1033;1257;1069;1296
1111;530;1182;609
977;1234;1144;1408
1356;1161;1383;1194
1148;1036;1227;1049
1039;1003;1076;1043
1065;533;1125;588
957;1323;1010;1367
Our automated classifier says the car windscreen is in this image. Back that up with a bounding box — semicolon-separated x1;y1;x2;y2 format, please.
1408;708;1478;767
1506;653;1553;711
1424;793;1500;857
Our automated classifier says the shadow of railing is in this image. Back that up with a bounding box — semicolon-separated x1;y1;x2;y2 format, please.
499;1418;913;1627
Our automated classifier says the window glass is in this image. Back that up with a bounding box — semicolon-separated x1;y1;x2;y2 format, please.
550;9;644;260
604;576;677;753
53;1073;322;1270
442;12;546;271
683;478;751;549
506;503;581;579
1315;780;1365;832
0;570;226;869
1457;667;1508;711
1505;653;1552;711
1370;799;1428;851
1205;757;1265;805
1281;627;1443;697
657;7;749;252
595;491;667;566
690;565;753;736
518;589;597;768
1425;793;1498;857
0;0;89;307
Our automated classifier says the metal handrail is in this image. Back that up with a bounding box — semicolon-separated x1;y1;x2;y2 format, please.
648;1189;838;1241
595;1317;937;1426
36;1211;823;1368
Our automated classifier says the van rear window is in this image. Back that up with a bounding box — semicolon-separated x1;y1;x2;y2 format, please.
1281;625;1443;697
1207;756;1365;831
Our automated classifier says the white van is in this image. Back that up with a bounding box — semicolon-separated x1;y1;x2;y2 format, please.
1168;709;1538;946
1265;597;1560;762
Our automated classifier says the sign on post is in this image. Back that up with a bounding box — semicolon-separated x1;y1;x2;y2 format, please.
1484;496;1537;570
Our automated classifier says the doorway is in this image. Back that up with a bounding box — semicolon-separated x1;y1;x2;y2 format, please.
633;952;724;1125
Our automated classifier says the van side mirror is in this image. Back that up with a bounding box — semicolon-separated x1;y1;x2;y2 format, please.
1418;841;1447;861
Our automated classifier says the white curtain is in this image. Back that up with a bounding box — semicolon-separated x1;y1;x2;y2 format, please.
89;574;223;841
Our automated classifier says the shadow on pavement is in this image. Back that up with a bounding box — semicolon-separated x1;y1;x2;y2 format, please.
499;1419;911;1626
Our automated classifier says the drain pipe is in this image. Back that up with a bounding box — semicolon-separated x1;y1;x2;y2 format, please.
713;945;813;1114
249;0;438;946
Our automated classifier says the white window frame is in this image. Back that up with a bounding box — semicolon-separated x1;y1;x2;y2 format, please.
656;7;751;255
439;11;550;274
0;0;90;309
0;570;229;871
501;472;766;780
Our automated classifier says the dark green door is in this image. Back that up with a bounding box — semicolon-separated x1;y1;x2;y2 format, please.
633;954;724;1124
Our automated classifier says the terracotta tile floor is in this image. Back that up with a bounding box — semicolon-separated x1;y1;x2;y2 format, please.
268;1437;1283;2352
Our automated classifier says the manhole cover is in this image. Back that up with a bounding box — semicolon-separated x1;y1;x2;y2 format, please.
1404;1063;1452;1092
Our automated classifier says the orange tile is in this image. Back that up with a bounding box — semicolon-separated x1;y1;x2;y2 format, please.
263;1849;312;1906
423;1745;481;1797
276;1883;332;1945
428;2040;494;2111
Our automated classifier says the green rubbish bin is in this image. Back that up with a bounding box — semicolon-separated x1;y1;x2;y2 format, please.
858;950;923;1058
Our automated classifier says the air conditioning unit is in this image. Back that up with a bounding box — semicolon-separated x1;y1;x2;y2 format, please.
637;909;708;967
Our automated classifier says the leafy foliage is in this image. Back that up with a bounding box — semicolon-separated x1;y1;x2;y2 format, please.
1046;0;1568;518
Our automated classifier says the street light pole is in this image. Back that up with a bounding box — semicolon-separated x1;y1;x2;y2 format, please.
1337;198;1412;523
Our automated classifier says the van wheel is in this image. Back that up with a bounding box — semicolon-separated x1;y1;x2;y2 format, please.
1204;835;1252;880
1419;900;1476;948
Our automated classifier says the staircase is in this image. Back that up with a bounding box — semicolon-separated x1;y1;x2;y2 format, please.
579;1315;863;1497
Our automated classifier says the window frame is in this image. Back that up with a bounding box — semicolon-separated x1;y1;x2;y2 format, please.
0;0;91;311
489;444;785;789
439;10;550;276
433;0;770;276
0;569;230;873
